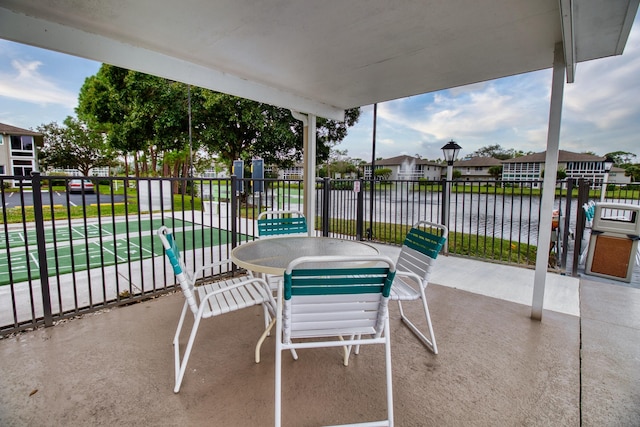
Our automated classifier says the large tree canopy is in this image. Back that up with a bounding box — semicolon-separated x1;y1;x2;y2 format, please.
37;117;115;176
468;144;532;160
77;66;190;177
77;64;361;176
195;90;361;169
605;151;637;167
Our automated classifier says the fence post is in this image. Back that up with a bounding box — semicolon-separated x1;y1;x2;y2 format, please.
31;172;53;327
356;179;364;240
231;175;238;248
560;178;574;269
440;177;448;227
571;178;590;276
322;177;330;237
440;178;449;253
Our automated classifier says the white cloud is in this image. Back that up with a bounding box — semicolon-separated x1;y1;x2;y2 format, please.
376;74;553;152
0;59;78;108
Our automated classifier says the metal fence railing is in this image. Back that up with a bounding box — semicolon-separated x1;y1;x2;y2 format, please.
2;173;639;335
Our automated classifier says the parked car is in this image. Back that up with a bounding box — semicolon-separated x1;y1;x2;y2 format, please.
67;179;95;194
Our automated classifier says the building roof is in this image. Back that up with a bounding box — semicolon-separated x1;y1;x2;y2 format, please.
501;150;606;163
367;155;442;167
0;123;40;136
454;157;503;167
0;1;636;120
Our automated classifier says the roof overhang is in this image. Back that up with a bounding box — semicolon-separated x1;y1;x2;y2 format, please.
0;1;637;120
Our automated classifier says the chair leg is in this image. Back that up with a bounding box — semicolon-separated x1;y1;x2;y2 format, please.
255;317;276;363
173;302;189;392
275;307;283;427
397;297;438;354
339;335;355;366
174;306;204;393
384;317;394;427
262;303;271;333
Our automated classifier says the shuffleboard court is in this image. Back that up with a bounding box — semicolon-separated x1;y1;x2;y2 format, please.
0;225;237;286
0;218;188;249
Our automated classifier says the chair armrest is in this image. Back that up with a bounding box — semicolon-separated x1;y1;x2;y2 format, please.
396;269;422;282
193;258;250;282
395;270;424;289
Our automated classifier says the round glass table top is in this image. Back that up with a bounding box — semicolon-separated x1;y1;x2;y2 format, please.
231;237;380;275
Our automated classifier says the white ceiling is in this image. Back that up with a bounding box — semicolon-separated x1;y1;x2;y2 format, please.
0;0;637;120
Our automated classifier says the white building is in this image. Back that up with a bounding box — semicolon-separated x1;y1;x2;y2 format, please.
0;123;42;187
502;150;609;188
453;157;503;181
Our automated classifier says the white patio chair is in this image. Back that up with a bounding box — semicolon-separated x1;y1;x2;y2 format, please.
275;255;397;427
157;226;276;393
389;220;447;354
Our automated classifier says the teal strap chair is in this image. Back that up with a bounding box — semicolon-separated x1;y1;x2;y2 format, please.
157;226;276;393
390;220;447;354
257;210;308;238
275;255;397;427
256;210;309;308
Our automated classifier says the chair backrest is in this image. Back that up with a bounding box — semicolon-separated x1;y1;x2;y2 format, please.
282;255;396;342
157;226;198;315
257;210;308;238
583;202;596;226
397;221;448;285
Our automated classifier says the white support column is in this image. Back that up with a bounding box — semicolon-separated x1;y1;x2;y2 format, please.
293;111;317;236
532;43;565;321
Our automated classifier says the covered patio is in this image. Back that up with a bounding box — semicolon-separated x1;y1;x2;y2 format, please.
1;249;638;425
0;2;639;425
1;0;637;320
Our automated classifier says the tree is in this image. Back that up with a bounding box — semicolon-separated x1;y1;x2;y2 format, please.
540;168;567;180
488;165;503;180
195;91;361;170
469;144;532;160
77;65;192;178
605;151;637;167
374;168;392;180
78;65;362;176
37;117;115;176
469;144;512;160
624;165;640;182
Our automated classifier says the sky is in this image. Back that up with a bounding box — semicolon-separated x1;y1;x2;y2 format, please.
1;14;639;163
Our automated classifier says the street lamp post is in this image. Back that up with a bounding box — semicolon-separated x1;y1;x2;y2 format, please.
600;156;614;202
441;140;462;251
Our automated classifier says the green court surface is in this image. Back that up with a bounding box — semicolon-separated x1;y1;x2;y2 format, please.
0;218;181;249
0;221;236;286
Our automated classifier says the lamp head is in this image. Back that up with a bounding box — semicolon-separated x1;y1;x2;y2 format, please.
441;140;462;165
604;156;614;172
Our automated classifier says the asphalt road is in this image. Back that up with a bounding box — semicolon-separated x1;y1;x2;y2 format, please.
2;190;126;208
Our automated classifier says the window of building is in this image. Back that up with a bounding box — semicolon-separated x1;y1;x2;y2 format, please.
0;165;4;174
10;135;34;155
12;159;33;176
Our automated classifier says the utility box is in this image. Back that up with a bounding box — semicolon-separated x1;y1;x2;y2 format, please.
586;203;640;282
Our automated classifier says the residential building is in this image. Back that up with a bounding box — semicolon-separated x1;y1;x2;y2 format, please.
364;155;443;181
502;150;608;188
453;157;503;181
0;123;42;187
608;166;632;185
49;167;111;177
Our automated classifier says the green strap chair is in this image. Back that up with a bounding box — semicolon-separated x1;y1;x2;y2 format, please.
390;220;447;354
275;255;397;427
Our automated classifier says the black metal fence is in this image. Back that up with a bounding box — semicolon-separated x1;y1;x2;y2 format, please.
2;173;639;335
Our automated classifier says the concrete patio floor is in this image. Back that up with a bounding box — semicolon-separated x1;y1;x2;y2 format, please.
0;253;638;426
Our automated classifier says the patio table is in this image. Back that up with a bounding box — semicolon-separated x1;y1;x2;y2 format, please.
230;236;379;275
